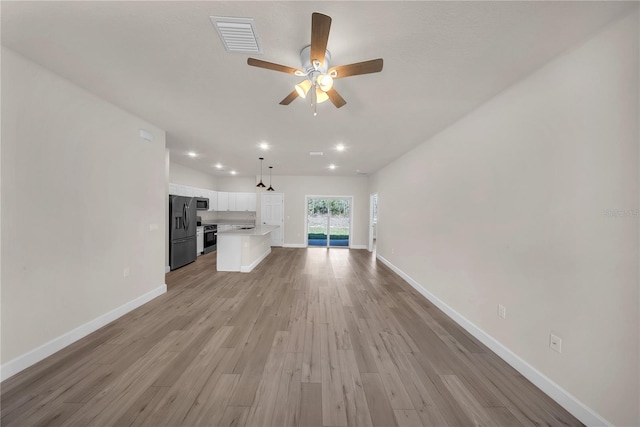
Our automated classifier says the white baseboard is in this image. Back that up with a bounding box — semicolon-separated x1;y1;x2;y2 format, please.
0;284;167;382
165;265;170;273
240;248;271;273
281;244;368;249
283;243;306;248
375;254;612;427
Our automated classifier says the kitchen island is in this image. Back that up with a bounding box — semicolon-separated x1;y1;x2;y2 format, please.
216;225;279;272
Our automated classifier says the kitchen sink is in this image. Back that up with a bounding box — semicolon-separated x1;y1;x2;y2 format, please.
239;226;255;230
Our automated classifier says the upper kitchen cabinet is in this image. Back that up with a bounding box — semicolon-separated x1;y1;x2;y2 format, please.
228;192;237;211
236;193;257;212
207;190;218;211
169;184;255;212
218;192;229;211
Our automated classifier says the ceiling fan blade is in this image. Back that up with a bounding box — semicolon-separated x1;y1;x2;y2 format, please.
310;13;332;66
329;58;383;79
279;90;299;105
247;58;301;75
326;88;346;108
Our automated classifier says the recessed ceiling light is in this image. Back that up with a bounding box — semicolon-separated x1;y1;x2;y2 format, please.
214;163;223;169
230;170;237;175
335;144;345;152
329;164;337;170
187;151;197;157
259;142;269;150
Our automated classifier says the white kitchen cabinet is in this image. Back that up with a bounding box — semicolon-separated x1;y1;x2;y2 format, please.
168;185;256;212
246;193;257;211
235;192;257;211
196;226;204;255
208;190;218;211
228;192;237;211
217;191;229;211
235;193;246;211
174;184;187;196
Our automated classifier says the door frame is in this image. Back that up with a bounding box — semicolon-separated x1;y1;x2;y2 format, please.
260;192;285;247
368;193;378;252
305;195;354;248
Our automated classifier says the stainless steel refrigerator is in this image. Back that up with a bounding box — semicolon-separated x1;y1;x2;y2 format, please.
169;195;197;270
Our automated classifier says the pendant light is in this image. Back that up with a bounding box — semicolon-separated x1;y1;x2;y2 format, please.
256;157;266;188
267;166;275;191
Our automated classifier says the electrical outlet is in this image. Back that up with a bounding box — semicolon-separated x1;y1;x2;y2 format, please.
550;333;562;353
149;223;159;231
123;267;130;278
391;248;395;254
498;304;506;319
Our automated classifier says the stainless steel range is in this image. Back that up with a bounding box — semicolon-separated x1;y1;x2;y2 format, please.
203;224;217;253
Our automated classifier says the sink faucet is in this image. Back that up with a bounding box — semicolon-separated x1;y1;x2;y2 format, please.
247;212;256;226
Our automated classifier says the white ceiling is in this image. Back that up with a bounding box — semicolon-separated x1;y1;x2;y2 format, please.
2;1;636;177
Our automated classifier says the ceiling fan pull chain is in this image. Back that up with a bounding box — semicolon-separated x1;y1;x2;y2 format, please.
313;84;318;116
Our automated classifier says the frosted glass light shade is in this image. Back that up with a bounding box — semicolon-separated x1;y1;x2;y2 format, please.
295;80;312;98
315;88;329;103
316;74;334;92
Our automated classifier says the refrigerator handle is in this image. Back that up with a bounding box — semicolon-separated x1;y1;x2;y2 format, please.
183;203;187;230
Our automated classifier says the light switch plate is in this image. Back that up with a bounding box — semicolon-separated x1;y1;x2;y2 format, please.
550;333;562;353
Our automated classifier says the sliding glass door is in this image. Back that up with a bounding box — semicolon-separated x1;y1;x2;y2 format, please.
307;197;351;248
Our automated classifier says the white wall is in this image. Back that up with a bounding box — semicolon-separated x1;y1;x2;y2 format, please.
218;176;256;193
1;48;167;371
169;160;217;190
258;175;369;248
369;12;639;426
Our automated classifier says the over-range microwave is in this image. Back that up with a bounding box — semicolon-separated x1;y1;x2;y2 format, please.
195;197;209;210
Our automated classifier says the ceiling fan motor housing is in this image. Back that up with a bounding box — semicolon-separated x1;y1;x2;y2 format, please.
300;45;331;76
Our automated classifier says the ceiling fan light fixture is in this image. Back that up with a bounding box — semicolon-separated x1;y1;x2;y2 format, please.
315;88;329;103
316;74;333;92
295;80;312;98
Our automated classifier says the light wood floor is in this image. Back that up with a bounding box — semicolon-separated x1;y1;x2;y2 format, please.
1;248;583;427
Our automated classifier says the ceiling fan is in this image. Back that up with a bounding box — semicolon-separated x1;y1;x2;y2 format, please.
247;12;383;115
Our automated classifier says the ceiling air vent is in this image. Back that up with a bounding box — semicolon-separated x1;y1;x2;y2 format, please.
309;151;324;156
210;16;262;54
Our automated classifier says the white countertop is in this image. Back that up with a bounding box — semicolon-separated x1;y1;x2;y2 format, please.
217;225;279;236
201;220;255;226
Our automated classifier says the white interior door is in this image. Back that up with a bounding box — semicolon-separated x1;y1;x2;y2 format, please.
261;193;284;247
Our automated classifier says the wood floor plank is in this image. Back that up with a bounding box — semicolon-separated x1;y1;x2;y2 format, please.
440;374;495;426
271;352;303;427
320;323;348;426
343;307;379;374
63;331;183;426
299;382;323;427
218;405;249;427
359;319;414;410
393;409;424;427
111;386;166;427
380;334;451;427
361;373;398;427
337;349;374;427
302;319;322;383
1;249;583;427
29;402;83;427
244;331;290;427
178;373;240;426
